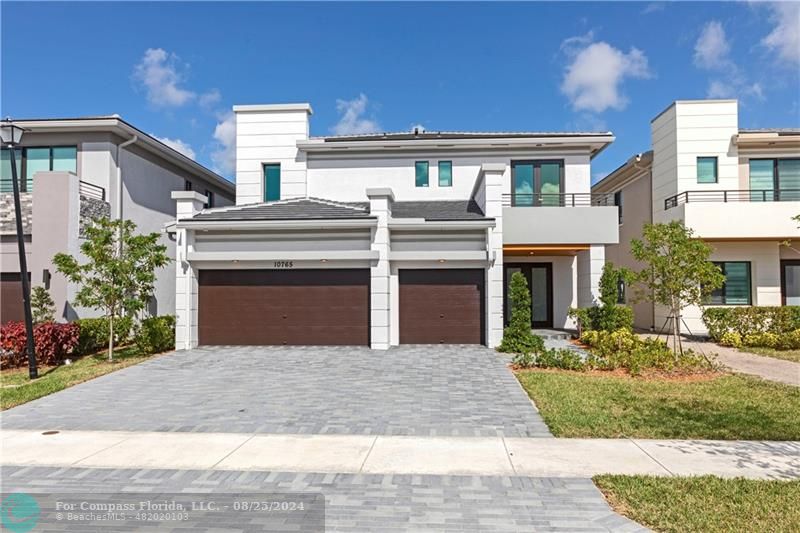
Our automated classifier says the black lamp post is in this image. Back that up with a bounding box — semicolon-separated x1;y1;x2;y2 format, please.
1;119;37;379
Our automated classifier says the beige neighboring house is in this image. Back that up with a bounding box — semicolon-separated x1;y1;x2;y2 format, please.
593;99;800;335
0;116;234;324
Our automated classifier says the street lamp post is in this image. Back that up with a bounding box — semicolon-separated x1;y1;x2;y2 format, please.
1;119;37;379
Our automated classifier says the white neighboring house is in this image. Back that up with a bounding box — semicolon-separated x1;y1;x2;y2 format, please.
593;99;800;335
171;103;620;350
0;116;235;324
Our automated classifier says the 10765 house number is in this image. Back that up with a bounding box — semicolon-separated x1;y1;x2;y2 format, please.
273;261;294;268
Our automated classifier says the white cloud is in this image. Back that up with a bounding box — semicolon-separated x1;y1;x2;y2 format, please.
561;38;652;113
694;21;731;69
706;79;765;101
761;2;800;66
153;135;196;160
132;48;195;107
211;112;236;176
199;89;222;109
642;3;665;15
331;94;381;135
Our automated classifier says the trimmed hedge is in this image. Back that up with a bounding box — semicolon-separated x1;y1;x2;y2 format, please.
134;315;175;355
702;307;800;343
0;321;80;368
75;316;133;355
570;304;634;334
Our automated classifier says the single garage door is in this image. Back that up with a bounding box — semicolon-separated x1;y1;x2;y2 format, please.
1;273;25;324
399;269;485;345
198;269;369;346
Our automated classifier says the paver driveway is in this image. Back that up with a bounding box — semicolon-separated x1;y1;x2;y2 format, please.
2;345;551;437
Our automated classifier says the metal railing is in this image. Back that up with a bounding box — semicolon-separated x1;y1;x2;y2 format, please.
79;181;106;202
664;189;800;210
502;193;616;207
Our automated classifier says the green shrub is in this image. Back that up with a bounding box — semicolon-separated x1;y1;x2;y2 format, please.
513;348;586;371
776;329;800;350
743;332;779;349
499;272;544;354
134;315;175;355
702;306;800;341
569;263;633;334
30;286;56;324
75;316;133;355
719;331;743;348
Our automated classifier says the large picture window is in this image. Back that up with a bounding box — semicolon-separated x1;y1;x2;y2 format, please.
709;262;751;305
749;158;800;201
0;146;77;192
510;160;564;206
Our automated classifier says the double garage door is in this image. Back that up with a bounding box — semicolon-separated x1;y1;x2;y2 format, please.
198;268;484;346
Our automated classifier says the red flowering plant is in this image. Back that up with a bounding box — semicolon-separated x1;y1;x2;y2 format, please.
0;321;80;369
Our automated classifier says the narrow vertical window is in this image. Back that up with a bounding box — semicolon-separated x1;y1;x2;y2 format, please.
696;157;718;184
438;161;452;187
415;161;429;187
777;159;800;200
184;180;193;191
749;159;775;201
263;163;281;201
614;191;623;224
205;189;214;208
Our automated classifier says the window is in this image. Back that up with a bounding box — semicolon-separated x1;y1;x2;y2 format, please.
438;161;452;187
614;191;623;224
696;157;718;184
617;279;626;304
510;160;563;206
749;158;800;201
263;163;281;201
415;161;429;187
782;260;800;306
709;262;751;305
184;180;193;191
0;146;77;192
205;189;214;208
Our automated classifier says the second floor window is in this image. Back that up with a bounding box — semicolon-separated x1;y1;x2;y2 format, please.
438;161;452;187
1;146;77;192
696;157;718;184
415;161;429;187
205;189;214;208
511;160;563;206
184;180;193;191
614;191;623;224
749;158;800;201
263;163;281;201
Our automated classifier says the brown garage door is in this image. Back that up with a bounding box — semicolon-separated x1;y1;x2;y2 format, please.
399;269;485;345
1;273;26;324
198;269;369;346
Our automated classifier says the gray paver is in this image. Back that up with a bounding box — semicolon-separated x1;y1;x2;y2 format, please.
2;345;551;437
0;466;649;532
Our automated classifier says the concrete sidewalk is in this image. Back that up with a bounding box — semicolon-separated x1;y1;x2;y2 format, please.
3;429;798;480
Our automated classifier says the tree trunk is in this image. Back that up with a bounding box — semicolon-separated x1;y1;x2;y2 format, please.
108;313;114;362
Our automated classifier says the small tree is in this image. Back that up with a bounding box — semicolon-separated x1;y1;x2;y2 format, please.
53;218;170;361
630;221;724;354
30;286;56;324
498;271;544;354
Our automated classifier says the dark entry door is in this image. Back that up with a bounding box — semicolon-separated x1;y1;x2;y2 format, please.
504;263;553;328
198;269;370;346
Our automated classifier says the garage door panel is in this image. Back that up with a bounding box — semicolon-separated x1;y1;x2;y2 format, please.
198;269;369;346
399;269;484;345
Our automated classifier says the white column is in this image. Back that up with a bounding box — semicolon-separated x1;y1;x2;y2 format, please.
367;188;393;350
577;244;605;308
481;164;506;348
171;191;206;350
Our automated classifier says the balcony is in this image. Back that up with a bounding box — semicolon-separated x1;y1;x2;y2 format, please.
502;193;619;246
660;189;800;240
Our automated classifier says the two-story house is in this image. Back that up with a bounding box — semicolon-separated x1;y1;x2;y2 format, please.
593;99;800;335
170;103;619;350
0;116;235;324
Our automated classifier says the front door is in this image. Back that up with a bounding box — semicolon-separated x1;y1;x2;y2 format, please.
504;263;553;328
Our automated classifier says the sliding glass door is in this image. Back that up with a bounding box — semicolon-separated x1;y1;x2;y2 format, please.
511;161;564;206
504;263;553;328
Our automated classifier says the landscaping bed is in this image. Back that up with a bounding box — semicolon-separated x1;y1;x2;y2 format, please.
595;475;800;533
515;369;800;439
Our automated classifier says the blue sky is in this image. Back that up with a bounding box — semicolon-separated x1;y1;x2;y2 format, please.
2;1;798;182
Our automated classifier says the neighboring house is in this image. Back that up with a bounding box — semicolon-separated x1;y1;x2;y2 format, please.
170;103;619;350
593;99;800;335
0;116;235;324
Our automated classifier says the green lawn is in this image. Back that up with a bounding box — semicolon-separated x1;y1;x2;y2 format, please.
739;346;800;364
516;370;800;439
1;346;158;410
595;475;800;533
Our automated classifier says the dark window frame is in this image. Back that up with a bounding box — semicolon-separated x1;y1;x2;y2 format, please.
510;159;565;206
1;145;78;192
184;180;193;191
749;158;800;193
438;160;452;187
415;161;429;188
617;278;626;304
709;261;752;306
780;260;800;306
696;156;718;184
204;189;214;208
614;190;623;224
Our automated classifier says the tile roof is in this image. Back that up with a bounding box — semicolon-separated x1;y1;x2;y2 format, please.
189;197;490;222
